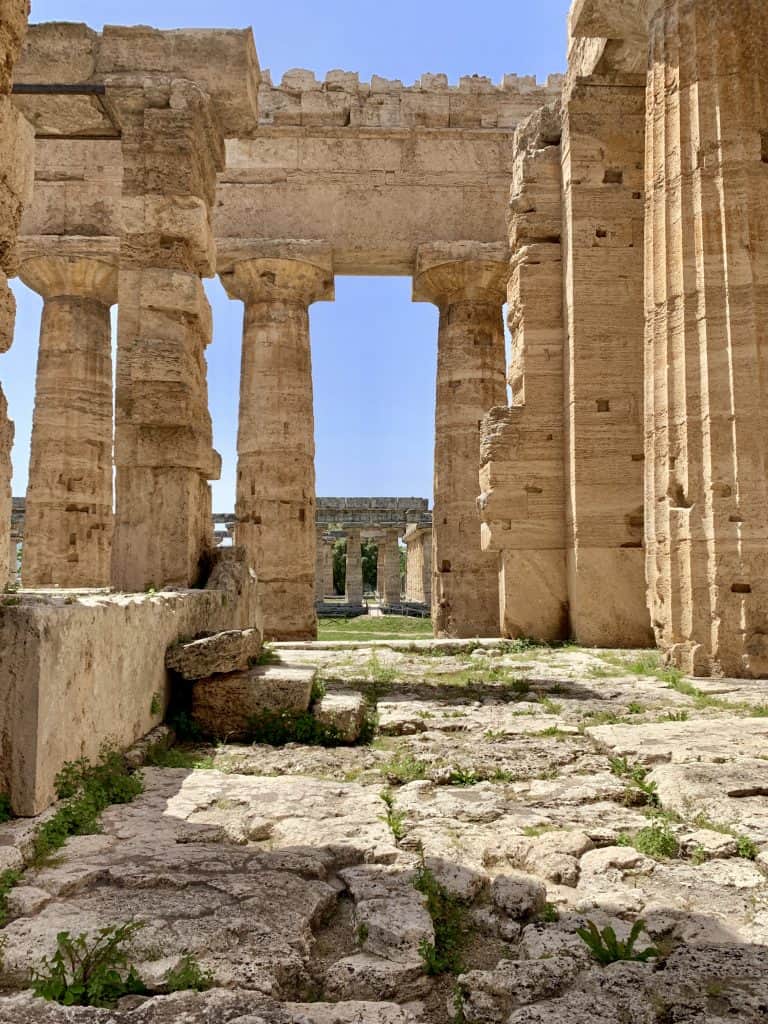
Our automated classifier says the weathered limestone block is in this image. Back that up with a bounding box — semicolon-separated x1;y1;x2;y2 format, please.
479;104;569;643
414;242;508;638
220;241;334;641
643;0;768;676
110;77;225;593
18;247;117;587
0;385;12;587
165;628;262;680
191;663;317;740
560;64;651;647
313;690;367;742
345;528;364;607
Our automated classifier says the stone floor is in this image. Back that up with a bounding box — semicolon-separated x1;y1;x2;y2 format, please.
1;642;768;1022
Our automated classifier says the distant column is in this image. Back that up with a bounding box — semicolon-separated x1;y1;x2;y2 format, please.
414;242;508;637
345;528;363;606
405;525;432;606
19;252;117;587
315;528;329;601
323;538;335;597
380;528;401;607
220;241;334;640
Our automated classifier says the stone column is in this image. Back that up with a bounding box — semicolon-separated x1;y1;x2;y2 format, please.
414;242;508;637
219;241;334;640
560;67;652;647
404;525;432;605
315;528;330;601
345;529;363;607
18;250;117;587
643;0;768;676
110;79;223;592
479;104;569;643
325;540;335;598
380;528;401;607
0;0;34;589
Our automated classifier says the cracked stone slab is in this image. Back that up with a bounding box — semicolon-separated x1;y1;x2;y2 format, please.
586;717;768;765
648;759;768;844
165;628;263;679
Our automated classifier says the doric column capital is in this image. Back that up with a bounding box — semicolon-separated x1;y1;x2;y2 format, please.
412;242;509;307
218;239;334;305
17;238;119;305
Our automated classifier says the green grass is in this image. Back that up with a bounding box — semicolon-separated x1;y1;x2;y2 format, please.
317;615;433;641
145;745;215;770
618;817;679;859
381;751;428;784
413;855;469;975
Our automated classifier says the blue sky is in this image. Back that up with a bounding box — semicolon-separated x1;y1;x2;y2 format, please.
3;0;570;512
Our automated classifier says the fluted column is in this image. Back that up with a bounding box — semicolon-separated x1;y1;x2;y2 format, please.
18;252;117;587
219;242;334;640
644;0;768;675
414;242;508;637
109;79;223;592
315;529;334;601
404;525;432;605
0;0;34;588
323;537;335;597
345;528;363;607
380;528;401;606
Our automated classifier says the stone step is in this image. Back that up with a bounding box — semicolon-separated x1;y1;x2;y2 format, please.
313;690;368;742
191;663;316;740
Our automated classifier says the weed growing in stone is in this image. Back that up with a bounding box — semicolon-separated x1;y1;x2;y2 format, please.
31;923;147;1007
538;902;560;923
0;794;12;824
576;919;658;966
618;818;679;859
33;748;143;863
145;745;215;770
692;814;760;859
164;953;214;993
0;869;20;927
609;757;660;807
149;693;161;716
382;751;428;784
245;709;342;747
379;791;406;841
413;855;468;975
251;647;281;667
539;697;563;715
367;652;398;687
736;835;758;860
447;767;482;787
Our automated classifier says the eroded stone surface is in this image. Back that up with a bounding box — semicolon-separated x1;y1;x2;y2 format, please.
191;664;316;739
166;628;263;680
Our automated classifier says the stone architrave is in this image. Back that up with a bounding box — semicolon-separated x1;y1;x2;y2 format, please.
110;79;224;593
642;0;768;676
18;246;117;587
479;104;569;643
0;0;34;588
560;64;651;647
345;528;363;607
380;528;401;606
219;240;334;640
414;242;508;638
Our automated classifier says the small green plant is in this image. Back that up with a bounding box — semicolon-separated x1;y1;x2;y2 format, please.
0;868;21;926
539;697;563;715
0;793;12;824
665;710;689;722
149;692;161;716
627;702;646;715
356;922;369;946
509;678;531;697
145;745;214;770
452;982;466;1024
412;854;468;975
310;678;327;703
367;652;397;687
538;902;560;923
618;818;679;859
245;709;342;747
382;751;428;784
33;748;143;863
691;844;708;866
379;790;406;840
447;767;482;787
251;647;281;667
610;757;659;807
576;919;659;966
163;954;214;993
736;834;758;860
30;923;147;1007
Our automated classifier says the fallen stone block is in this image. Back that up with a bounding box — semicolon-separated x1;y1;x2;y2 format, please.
324;954;430;1001
191;663;316;740
166;627;262;679
313;690;368;742
491;871;547;920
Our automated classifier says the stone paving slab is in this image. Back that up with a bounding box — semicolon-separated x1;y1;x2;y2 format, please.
586;717;768;764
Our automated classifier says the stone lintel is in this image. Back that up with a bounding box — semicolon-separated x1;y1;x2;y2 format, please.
218;238;335;304
14;23;260;138
412;241;510;305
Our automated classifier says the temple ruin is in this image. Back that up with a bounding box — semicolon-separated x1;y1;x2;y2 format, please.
0;0;766;780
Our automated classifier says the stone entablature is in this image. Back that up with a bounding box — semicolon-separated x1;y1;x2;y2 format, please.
316;497;430;531
258;69;564;130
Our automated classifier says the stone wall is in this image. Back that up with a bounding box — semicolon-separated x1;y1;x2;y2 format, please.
0;550;258;816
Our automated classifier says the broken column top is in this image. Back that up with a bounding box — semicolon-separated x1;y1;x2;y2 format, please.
13;22;260;137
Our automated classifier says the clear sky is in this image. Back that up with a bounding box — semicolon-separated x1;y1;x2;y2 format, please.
3;0;570;512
